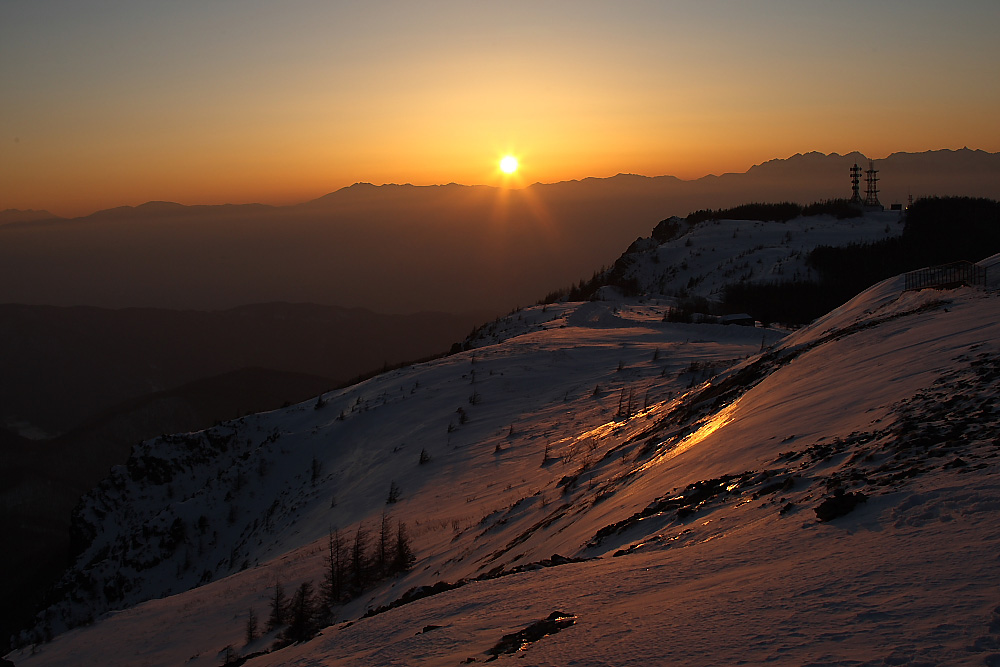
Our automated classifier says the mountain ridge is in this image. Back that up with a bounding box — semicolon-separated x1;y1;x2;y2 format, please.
5;148;997;221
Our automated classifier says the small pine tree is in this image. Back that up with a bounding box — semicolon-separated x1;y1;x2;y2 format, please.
320;528;347;608
282;581;320;644
376;511;391;578
244;607;258;645
351;522;369;591
310;456;322;485
392;520;415;573
386;481;400;504
419;448;431;465
267;580;289;630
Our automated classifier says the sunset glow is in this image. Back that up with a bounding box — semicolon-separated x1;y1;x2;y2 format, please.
1;1;998;217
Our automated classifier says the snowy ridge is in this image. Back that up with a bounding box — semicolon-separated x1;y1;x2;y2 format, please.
605;210;903;302
462;210;905;350
12;276;1000;665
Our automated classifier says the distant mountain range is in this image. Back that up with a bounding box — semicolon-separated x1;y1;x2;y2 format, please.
2;149;997;316
5;148;996;225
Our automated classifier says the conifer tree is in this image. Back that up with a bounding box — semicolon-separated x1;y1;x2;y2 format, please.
320;528;347;608
283;581;319;643
244;607;258;645
386;480;401;504
267;580;289;630
376;511;391;578
351;521;369;591
392;520;415;574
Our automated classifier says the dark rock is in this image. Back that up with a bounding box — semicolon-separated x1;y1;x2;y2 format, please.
814;489;867;522
556;475;578;489
485;611;576;659
676;505;697;520
754;477;795;499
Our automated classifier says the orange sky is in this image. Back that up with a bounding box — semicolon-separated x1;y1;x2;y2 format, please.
3;1;998;218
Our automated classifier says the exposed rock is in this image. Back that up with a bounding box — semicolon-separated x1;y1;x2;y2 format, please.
815;489;868;522
485;611;576;659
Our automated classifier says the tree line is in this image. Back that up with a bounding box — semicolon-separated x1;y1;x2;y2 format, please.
724;197;1000;325
245;512;414;649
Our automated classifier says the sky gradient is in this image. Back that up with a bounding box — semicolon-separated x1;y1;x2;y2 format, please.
3;0;998;217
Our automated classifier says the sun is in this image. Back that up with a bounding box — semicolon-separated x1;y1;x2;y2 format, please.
499;155;519;174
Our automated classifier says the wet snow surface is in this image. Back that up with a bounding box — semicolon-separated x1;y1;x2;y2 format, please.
10;274;1000;666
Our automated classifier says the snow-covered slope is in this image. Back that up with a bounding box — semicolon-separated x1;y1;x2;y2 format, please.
459;210;905;350
606;210;903;302
10;267;1000;665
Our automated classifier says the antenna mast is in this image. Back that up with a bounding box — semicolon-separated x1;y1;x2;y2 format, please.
863;160;882;209
849;163;863;205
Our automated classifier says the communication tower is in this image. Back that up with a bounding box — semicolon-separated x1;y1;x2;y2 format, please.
849;163;863;205
863;160;882;209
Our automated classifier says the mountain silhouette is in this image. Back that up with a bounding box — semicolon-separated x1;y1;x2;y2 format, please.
1;150;996;316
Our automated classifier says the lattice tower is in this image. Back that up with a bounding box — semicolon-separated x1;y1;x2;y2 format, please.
864;160;881;208
849;163;863;204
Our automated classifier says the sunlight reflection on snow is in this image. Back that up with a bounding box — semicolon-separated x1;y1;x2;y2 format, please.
635;396;743;475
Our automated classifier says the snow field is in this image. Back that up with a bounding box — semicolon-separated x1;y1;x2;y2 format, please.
11;266;1000;666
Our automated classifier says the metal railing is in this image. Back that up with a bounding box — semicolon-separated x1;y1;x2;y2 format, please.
903;261;988;291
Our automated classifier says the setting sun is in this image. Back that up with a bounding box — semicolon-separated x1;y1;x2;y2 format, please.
500;156;519;174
